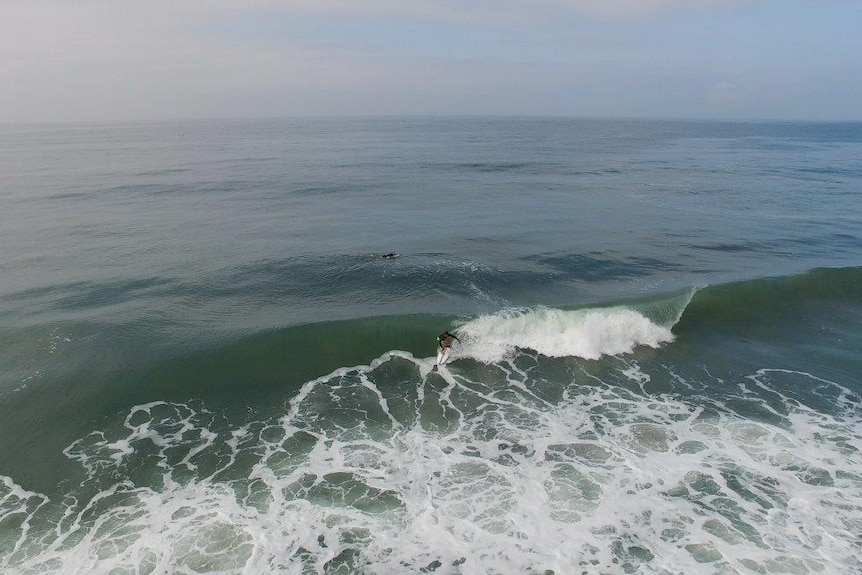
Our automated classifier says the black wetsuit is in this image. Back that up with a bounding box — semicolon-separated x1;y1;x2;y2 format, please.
437;331;460;349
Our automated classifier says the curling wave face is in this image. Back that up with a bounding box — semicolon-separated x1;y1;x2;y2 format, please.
2;273;862;574
3;353;862;572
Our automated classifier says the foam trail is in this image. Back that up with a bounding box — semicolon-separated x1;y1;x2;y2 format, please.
4;354;862;574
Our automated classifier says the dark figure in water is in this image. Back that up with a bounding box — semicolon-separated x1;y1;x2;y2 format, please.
372;252;399;259
437;331;461;351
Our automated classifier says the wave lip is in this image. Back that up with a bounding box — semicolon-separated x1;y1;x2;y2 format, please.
456;305;676;362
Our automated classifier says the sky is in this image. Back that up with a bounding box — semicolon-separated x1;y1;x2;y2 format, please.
1;0;860;123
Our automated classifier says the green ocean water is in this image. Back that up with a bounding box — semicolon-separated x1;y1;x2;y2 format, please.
1;118;861;574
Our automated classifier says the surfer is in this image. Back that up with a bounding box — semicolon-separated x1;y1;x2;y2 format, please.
437;331;460;352
371;252;399;259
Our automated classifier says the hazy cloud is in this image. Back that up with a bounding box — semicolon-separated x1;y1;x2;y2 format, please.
0;0;858;122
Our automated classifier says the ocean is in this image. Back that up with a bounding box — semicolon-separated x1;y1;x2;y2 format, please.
1;117;861;574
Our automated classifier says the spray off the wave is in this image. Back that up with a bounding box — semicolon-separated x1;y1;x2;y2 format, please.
454;305;677;364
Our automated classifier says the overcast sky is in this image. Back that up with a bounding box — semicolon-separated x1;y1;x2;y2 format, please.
1;0;860;123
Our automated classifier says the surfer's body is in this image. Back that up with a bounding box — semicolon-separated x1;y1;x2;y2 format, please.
437;331;460;351
436;331;460;365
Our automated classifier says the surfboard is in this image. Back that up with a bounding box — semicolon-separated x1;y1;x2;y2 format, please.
436;347;450;366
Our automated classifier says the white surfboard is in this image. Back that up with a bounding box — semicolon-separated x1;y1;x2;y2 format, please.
436;347;451;366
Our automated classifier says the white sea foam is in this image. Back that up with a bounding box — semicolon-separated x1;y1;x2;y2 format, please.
3;360;862;574
455;305;675;362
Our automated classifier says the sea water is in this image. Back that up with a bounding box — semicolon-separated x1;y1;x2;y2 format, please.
1;118;861;574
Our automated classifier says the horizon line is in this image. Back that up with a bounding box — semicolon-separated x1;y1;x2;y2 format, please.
3;113;862;129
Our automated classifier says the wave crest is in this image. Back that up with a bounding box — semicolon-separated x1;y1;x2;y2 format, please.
456;305;676;362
